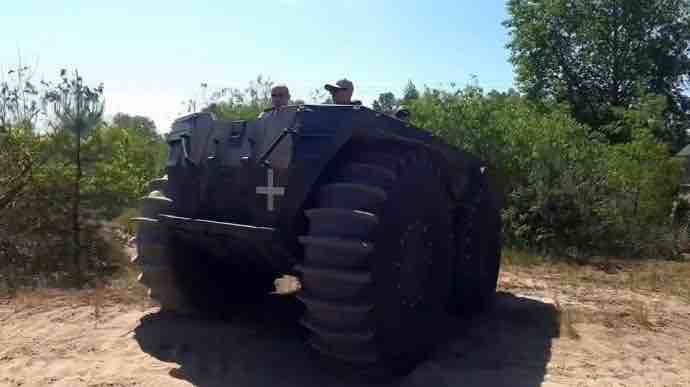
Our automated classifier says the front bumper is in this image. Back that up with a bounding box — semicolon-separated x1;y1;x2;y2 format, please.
158;214;276;242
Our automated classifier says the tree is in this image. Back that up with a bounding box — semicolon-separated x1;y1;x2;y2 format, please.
45;69;105;282
82;125;168;218
486;88;522;106
1;63;174;288
504;0;690;150
407;82;682;256
310;87;332;104
111;112;159;140
372;92;399;113
185;76;286;120
402;80;420;102
0;63;44;213
0;60;56;291
0;64;41;133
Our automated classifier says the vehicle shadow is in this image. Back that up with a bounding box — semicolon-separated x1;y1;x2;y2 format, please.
134;291;558;387
427;291;559;387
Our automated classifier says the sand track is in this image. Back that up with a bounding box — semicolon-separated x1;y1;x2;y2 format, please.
1;264;689;387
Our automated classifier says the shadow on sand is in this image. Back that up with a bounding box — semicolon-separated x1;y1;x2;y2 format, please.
134;291;558;387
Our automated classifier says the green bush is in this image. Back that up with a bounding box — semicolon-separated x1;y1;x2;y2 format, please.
1;121;168;289
83;125;167;219
409;86;683;258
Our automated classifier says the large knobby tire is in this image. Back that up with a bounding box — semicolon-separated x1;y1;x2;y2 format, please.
133;176;193;314
449;168;502;315
296;147;455;377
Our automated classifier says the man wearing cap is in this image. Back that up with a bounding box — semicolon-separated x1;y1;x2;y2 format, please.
251;83;294;174
324;78;362;105
258;84;291;119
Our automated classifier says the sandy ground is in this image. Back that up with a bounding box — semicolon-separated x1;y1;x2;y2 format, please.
1;262;689;387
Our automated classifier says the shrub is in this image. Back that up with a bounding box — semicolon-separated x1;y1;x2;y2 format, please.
409;86;683;258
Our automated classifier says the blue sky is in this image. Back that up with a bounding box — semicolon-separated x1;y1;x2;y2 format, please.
0;0;516;132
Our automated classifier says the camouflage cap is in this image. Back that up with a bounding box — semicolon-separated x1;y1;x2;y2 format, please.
325;78;354;92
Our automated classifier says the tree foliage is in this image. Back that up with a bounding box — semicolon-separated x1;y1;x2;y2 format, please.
0;129;41;213
402;80;420;102
504;0;690;151
111;112;159;140
373;81;421;113
44;69;105;282
83;124;167;218
189;76;283;121
0;65;46;213
0;64;41;132
408;84;683;257
372;91;399;113
1;63;168;290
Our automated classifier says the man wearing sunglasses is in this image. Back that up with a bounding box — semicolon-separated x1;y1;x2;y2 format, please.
259;84;291;119
324;78;362;106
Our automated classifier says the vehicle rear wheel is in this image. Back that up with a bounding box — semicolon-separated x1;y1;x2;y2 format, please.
449;167;502;315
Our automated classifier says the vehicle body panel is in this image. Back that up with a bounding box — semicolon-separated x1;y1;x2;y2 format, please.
161;104;495;272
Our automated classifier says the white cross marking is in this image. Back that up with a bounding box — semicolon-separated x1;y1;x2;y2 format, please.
256;168;285;211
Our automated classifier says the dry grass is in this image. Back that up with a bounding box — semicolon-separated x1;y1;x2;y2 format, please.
2;265;151;325
623;261;690;301
112;207;140;237
12;288;47;313
553;295;581;340
90;281;105;328
630;300;654;330
500;248;690;337
502;248;690;302
2;269;150;311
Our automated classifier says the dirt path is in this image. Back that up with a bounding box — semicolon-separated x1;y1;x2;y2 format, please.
1;262;689;387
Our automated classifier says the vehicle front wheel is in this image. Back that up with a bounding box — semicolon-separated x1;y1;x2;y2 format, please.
296;147;456;377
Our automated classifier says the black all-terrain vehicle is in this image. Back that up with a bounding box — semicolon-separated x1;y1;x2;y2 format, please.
133;104;503;376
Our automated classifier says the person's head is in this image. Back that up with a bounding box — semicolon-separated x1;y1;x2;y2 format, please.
325;79;354;104
271;85;290;109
